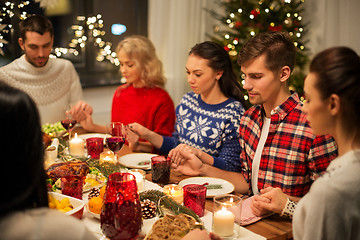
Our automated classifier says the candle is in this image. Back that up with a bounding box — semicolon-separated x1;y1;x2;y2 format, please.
163;184;183;204
128;169;145;192
99;150;116;164
213;207;235;237
69;133;85;157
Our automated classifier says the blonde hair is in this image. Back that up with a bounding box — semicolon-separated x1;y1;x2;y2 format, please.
116;35;166;88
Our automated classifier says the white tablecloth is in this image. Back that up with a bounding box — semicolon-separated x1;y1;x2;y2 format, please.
82;180;266;240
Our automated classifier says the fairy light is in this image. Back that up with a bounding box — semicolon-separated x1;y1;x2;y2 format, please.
225;34;230;39
238;8;243;13
52;14;118;65
265;8;269;13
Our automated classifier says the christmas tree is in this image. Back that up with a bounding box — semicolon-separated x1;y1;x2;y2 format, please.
207;0;309;104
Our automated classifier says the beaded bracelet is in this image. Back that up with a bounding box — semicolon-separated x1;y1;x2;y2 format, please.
281;197;297;219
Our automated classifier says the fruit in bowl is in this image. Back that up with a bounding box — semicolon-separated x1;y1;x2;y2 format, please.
86;185;106;219
48;192;85;219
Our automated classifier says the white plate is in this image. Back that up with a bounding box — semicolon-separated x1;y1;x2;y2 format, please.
78;133;109;144
118;153;158;170
178;177;235;198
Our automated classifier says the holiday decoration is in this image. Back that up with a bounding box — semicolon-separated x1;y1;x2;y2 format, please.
0;1;30;56
141;199;157;219
207;0;309;102
54;14;119;66
139;190;201;223
88;187;100;200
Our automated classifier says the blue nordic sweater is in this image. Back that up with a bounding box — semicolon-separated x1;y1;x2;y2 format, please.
160;92;245;171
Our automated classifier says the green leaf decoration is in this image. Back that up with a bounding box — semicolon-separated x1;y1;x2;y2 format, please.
139;190;202;224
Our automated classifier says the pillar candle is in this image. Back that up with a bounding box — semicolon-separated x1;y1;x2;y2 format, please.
128;169;145;192
69;133;85;157
213;207;235;237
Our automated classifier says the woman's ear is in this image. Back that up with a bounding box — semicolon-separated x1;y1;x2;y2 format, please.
328;93;341;116
216;70;224;80
279;66;291;83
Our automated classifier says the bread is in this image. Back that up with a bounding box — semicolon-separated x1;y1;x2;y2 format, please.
145;214;197;240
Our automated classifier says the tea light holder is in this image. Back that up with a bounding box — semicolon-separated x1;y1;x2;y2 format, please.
99;150;116;164
163;184;183;204
69;133;85;157
212;194;242;237
128;169;146;192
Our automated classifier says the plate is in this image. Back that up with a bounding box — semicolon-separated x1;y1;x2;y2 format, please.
118;153;158;170
78;133;110;143
178;177;235;198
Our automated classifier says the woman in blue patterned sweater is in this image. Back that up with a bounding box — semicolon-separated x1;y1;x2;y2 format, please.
126;41;246;172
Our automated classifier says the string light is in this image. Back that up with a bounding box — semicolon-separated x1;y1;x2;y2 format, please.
54;14;119;66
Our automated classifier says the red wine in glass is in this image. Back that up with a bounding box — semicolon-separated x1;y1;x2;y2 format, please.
61;119;77;131
106;137;125;152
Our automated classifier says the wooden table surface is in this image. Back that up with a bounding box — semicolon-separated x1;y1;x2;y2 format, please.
75;128;293;240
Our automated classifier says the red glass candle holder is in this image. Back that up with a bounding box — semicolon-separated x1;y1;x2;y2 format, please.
151;155;171;184
86;137;104;159
60;175;84;200
183;184;207;217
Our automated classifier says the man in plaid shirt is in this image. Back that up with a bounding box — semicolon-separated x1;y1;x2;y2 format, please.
171;31;338;208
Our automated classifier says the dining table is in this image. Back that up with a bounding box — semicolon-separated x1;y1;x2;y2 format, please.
72;128;293;240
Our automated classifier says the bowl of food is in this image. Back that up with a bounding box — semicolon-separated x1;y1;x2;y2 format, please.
48;192;85;219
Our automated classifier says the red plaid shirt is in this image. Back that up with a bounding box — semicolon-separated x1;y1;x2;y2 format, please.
239;92;338;197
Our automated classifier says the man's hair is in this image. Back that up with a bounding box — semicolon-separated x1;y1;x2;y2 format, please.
19;15;54;40
237;31;296;73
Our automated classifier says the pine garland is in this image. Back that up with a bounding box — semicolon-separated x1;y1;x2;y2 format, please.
139;190;202;224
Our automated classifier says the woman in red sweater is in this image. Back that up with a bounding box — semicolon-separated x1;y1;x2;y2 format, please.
80;36;175;150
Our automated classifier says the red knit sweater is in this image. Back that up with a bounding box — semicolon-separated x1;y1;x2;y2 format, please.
111;84;175;137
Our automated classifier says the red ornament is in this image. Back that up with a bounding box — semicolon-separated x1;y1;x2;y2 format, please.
250;9;260;18
235;21;243;28
224;46;230;51
269;25;283;31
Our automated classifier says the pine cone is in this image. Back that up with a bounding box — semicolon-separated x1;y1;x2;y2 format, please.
141;199;157;219
88;187;100;200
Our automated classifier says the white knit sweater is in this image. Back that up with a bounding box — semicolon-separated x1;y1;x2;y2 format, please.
0;55;83;124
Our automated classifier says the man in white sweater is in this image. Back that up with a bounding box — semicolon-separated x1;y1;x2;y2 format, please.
0;15;92;125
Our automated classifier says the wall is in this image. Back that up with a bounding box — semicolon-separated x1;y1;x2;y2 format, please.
83;85;118;125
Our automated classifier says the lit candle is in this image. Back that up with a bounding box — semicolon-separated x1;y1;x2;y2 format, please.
99;150;116;164
213;207;235;237
128;169;145;192
69;133;85;157
163;184;183;204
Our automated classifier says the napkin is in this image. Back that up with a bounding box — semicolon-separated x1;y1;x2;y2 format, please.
239;196;264;226
227;196;271;226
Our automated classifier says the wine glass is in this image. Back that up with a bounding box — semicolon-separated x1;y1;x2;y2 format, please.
61;105;77;139
106;122;125;159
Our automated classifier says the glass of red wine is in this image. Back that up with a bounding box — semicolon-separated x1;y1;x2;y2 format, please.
106;122;125;160
61;105;77;139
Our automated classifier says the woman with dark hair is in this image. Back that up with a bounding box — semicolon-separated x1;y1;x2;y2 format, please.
250;47;360;239
127;41;246;172
0;83;96;240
